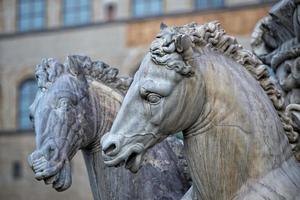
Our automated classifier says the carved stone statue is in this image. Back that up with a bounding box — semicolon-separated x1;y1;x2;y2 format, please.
101;22;300;199
27;55;191;199
251;0;300;160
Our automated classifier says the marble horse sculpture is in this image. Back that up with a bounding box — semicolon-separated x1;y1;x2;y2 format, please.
101;22;300;199
251;0;300;159
27;55;191;199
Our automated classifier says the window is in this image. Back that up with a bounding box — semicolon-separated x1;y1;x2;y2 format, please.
195;0;224;9
18;0;46;32
64;0;91;26
12;161;22;180
105;3;116;22
18;79;37;130
132;0;163;18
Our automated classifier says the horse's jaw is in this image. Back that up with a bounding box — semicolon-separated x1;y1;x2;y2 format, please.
28;150;73;191
49;159;72;192
102;142;145;173
124;151;144;173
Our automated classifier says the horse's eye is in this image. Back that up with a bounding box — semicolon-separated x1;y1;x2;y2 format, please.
146;93;161;104
58;98;70;108
156;34;163;39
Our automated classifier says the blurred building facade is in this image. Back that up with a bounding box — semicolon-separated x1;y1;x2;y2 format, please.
0;0;275;199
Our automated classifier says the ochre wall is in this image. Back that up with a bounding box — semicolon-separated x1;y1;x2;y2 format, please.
126;5;270;47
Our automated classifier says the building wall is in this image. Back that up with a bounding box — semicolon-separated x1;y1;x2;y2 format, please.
47;0;62;28
0;133;93;200
0;0;275;35
115;0;130;20
126;4;270;47
0;23;128;129
165;0;193;13
226;0;260;6
0;0;3;33
1;0;17;33
0;75;2;129
92;0;103;22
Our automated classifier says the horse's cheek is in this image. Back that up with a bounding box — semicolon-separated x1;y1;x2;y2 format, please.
66;109;76;126
149;100;165;126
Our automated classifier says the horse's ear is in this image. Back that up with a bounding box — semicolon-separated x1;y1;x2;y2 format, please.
175;34;193;53
65;55;87;80
160;22;168;30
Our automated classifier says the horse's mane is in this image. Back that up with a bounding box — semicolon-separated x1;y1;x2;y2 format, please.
35;55;132;94
150;21;300;161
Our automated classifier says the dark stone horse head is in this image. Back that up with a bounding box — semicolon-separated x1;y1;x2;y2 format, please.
27;56;94;191
27;55;130;191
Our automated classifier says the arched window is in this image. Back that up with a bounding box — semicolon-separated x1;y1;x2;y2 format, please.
18;79;38;130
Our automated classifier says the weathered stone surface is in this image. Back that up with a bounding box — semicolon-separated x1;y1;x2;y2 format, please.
86;137;190;200
251;0;300;160
102;21;300;200
28;55;191;200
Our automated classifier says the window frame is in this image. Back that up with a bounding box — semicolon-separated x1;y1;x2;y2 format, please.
131;0;164;18
194;0;224;10
17;0;47;32
63;0;92;26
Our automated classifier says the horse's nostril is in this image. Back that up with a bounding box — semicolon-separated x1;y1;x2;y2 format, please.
103;143;117;155
43;144;58;161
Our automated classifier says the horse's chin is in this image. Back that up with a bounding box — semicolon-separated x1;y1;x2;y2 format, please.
125;152;144;173
29;154;72;192
50;160;72;192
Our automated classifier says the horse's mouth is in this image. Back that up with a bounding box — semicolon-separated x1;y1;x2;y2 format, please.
28;154;72;191
103;143;145;173
125;151;144;173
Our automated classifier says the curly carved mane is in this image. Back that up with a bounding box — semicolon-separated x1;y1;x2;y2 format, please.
150;21;300;161
35;55;132;94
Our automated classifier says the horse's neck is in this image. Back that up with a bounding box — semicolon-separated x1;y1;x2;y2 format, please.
95;81;122;132
183;52;293;199
82;150;105;200
85;80;123;148
81;80;123;200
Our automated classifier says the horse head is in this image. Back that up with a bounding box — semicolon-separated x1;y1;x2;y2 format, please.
28;56;97;191
101;23;206;173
